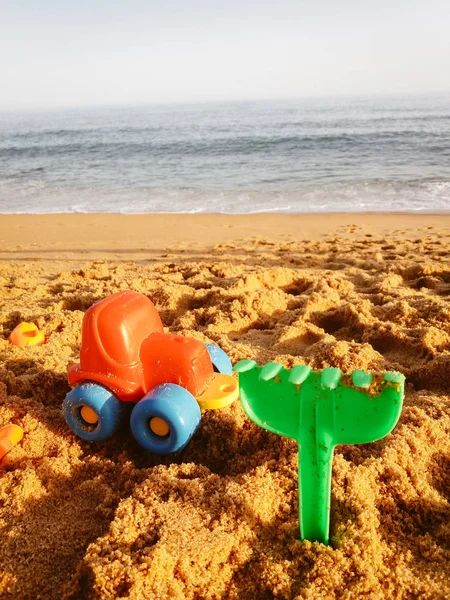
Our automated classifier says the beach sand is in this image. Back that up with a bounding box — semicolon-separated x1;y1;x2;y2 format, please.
0;213;449;599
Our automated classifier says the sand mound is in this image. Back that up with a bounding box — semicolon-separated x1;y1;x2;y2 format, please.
0;233;449;599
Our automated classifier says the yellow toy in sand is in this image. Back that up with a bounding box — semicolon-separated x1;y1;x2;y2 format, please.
9;322;45;347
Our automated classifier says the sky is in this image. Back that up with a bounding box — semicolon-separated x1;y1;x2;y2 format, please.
1;0;450;110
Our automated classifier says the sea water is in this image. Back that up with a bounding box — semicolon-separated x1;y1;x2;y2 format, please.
0;94;449;214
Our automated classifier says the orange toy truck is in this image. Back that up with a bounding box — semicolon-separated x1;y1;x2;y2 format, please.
63;290;238;454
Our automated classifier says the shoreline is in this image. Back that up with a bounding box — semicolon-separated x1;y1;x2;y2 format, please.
1;212;449;261
2;210;450;214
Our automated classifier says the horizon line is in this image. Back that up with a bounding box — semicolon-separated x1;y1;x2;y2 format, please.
1;89;450;114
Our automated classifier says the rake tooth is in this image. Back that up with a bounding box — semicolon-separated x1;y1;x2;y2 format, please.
233;359;257;373
351;369;372;389
384;371;405;384
320;367;342;390
259;362;284;381
288;365;312;385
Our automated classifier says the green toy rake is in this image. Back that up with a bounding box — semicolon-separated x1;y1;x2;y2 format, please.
233;361;405;545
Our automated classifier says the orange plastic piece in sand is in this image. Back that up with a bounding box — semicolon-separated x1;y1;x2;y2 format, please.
0;424;24;461
9;322;45;347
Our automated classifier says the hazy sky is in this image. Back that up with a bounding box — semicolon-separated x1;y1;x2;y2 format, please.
1;0;450;109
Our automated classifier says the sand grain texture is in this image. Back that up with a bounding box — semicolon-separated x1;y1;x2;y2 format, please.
0;222;450;599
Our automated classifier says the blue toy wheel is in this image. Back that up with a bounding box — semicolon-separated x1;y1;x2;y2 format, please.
63;382;125;442
130;384;201;455
205;343;233;374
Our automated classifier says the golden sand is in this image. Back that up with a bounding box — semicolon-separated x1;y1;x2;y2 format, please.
0;214;449;599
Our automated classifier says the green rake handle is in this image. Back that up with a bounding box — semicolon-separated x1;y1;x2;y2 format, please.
234;361;405;545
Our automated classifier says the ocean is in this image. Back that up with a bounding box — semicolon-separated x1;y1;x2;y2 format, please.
0;95;449;214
